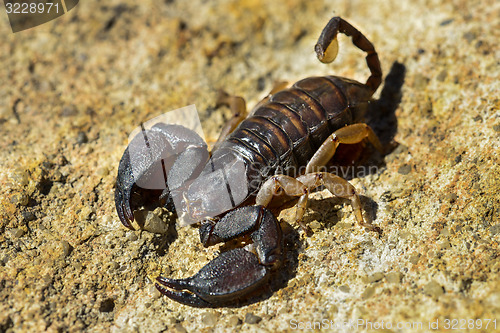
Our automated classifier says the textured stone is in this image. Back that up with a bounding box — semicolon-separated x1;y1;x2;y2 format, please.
0;0;498;332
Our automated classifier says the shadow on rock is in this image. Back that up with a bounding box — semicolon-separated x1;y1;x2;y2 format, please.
367;61;406;148
333;61;406;181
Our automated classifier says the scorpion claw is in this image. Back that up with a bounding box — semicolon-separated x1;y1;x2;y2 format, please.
156;206;282;307
115;186;135;230
156;248;270;307
114;148;143;230
155;280;213;307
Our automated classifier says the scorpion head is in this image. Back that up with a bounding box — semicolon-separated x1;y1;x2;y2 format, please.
174;152;250;226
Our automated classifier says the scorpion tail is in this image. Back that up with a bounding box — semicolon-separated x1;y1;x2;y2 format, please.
315;16;382;93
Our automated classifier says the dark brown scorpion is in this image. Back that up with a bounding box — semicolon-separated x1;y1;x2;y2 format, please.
115;17;383;307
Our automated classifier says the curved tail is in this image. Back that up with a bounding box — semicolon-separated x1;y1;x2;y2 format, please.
315;17;382;93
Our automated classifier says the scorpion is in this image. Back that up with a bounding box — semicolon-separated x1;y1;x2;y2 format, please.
115;17;384;307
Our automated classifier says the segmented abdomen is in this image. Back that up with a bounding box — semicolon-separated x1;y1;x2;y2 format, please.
212;76;353;194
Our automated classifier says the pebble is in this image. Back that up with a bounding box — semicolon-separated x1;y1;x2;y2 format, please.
367;272;384;283
146;209;170;234
489;224;500;236
133;210;170;234
108;262;119;270
50;170;63;182
439;239;451;249
149;285;161;299
463;31;477;43
161;266;172;275
362;286;376;299
10;169;29;187
96;167;109;176
76;131;88;144
385;272;403;283
440;228;451;236
22;211;36;222
398;164;412;175
227;315;242;326
244;313;262;324
423;280;444;297
201;312;218;326
409;254;421;264
329;304;338;315
10;228;25;238
175;323;187;333
127;232;139;241
11;193;29;206
413;73;429;90
444;192;458;203
436;69;447;81
339;285;350;293
99;298;115;312
60;240;72;258
309;220;322;230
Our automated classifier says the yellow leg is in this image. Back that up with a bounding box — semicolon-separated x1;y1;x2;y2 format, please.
305;123;382;173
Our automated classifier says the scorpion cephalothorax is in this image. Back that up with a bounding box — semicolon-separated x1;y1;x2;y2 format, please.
115;16;383;307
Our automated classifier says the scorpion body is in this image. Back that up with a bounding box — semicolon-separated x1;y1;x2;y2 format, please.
216;75;371;191
115;17;383;307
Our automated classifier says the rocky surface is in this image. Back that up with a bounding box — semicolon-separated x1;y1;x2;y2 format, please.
0;0;499;332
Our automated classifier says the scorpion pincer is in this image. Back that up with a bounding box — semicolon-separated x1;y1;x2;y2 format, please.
115;17;384;307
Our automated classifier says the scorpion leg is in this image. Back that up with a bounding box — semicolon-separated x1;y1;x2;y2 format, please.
298;172;381;234
316;17;382;93
156;206;282;307
305;123;382;173
212;91;248;151
256;175;311;232
253;81;290;110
